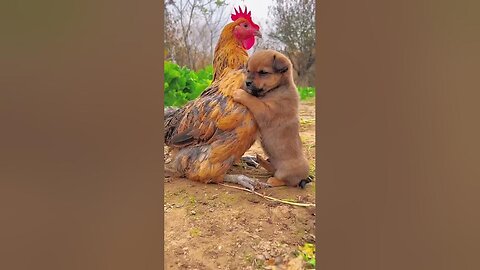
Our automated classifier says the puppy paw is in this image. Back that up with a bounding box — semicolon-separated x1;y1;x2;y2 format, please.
267;177;287;187
232;88;248;102
299;175;314;189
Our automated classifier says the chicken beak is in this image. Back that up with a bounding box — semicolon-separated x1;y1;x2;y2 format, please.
254;30;262;39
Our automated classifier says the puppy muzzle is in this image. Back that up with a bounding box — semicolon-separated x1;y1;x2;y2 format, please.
244;82;265;97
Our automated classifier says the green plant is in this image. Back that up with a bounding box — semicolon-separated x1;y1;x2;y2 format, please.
298;243;316;268
164;61;213;107
164;61;315;105
298;86;316;100
189;227;201;237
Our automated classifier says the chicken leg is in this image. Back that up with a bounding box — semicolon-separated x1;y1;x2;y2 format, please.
241;154;276;173
223;174;270;191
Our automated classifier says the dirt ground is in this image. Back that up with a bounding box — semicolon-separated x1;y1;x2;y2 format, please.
164;100;316;270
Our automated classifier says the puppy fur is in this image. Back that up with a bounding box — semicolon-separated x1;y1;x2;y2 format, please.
233;49;310;187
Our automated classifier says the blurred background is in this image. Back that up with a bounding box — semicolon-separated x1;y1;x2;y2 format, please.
164;0;316;106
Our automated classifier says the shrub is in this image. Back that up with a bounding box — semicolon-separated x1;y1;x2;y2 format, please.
297;86;316;100
164;61;212;107
164;61;315;106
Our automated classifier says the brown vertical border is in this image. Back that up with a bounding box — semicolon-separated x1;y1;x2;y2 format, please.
316;0;480;269
160;1;165;268
0;0;165;269
314;1;321;268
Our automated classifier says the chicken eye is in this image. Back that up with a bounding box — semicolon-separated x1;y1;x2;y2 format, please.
243;23;248;28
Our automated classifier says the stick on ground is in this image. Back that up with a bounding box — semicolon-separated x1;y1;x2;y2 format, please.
218;183;316;208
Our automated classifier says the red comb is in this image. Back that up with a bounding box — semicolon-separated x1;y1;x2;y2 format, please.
231;6;259;30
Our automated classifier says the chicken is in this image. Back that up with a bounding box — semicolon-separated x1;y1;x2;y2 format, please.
164;7;266;190
211;7;260;82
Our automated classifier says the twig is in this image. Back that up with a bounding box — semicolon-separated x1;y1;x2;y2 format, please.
218;183;316;208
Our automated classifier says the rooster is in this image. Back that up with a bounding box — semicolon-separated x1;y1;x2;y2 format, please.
164;7;266;190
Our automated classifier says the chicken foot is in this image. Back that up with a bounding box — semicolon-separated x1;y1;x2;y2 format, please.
223;174;271;191
241;154;276;173
240;155;260;168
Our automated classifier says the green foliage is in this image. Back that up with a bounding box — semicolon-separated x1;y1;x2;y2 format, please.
298;86;316;100
164;60;315;106
298;243;316;268
164;61;213;107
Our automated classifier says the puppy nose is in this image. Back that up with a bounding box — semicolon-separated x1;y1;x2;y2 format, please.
246;81;252;87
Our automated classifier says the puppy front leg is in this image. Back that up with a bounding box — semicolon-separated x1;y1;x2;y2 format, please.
233;89;272;122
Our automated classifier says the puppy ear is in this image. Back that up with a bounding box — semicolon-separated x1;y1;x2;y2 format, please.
272;54;289;73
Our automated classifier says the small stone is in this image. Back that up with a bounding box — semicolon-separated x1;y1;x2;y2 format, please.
275;256;283;264
255;254;265;261
190;210;196;215
263;252;271;260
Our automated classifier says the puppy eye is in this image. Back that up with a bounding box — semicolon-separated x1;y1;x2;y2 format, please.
258;70;269;75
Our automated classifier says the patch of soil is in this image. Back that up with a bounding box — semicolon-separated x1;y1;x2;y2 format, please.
164;100;316;269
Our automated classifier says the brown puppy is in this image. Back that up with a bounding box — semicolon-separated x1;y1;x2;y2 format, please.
233;49;310;187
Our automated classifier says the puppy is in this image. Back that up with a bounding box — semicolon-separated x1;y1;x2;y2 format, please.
233;49;310;187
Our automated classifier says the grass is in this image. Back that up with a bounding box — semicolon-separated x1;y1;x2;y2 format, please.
189;227;201;237
300;118;315;126
298;243;316;268
298;87;316;100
